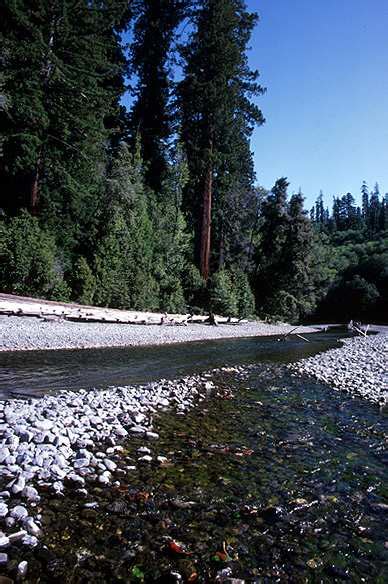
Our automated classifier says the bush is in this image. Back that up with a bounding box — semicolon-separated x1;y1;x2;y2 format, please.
209;269;238;316
182;264;206;312
233;270;255;318
264;290;302;323
70;256;96;305
0;211;61;298
322;275;380;321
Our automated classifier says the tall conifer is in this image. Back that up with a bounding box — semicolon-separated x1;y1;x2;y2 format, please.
178;0;265;280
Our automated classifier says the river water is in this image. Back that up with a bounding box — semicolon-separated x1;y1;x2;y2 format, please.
1;332;387;582
0;331;347;398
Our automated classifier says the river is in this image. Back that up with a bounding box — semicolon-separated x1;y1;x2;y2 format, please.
1;332;387;582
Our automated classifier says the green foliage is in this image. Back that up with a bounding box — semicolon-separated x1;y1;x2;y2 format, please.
209;270;238;317
48;277;71;302
322;276;380;321
182;264;206;311
70;257;96;305
264;291;303;324
178;0;265;269
232;270;255;318
0;211;63;298
130;1;185;192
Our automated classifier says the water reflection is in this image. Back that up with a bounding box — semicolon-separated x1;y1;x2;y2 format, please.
0;332;348;398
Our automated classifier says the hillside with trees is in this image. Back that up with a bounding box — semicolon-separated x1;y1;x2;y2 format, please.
1;0;387;324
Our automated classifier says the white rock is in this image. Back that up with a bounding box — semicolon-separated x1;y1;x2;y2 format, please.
18;560;28;577
21;534;38;547
12;475;26;494
34;420;54;431
138;455;153;463
8;530;27;543
0;503;8;518
10;505;28;521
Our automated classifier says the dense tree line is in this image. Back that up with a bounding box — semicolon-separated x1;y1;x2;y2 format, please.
1;1;387;323
309;185;388;323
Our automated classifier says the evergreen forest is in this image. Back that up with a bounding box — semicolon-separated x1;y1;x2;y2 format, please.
1;0;387;324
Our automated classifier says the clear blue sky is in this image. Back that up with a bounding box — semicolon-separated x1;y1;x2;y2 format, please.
248;0;388;206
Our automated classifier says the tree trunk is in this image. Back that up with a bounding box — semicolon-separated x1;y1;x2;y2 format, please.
30;155;42;215
200;141;213;281
30;17;56;214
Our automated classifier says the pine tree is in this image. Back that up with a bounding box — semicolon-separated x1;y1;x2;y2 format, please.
361;181;369;220
129;0;187;192
1;0;130;248
178;0;265;281
254;178;289;313
368;183;381;234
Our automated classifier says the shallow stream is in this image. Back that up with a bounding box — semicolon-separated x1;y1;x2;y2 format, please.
1;333;387;582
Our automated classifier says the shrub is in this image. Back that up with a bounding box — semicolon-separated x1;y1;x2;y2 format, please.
0;211;59;297
70;256;96;305
233;270;255;318
209;269;238;316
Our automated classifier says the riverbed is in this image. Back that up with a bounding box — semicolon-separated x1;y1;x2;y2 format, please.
0;333;387;582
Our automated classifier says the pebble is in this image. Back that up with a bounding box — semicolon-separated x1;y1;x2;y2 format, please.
0;363;226;555
10;506;28;521
289;334;387;403
138;455;153;463
0;552;8;565
18;560;28;577
8;530;27;543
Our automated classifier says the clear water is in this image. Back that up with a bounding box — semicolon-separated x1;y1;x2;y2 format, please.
9;364;387;583
0;332;347;398
1;332;387;582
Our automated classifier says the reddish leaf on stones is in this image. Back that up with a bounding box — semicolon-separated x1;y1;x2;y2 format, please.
168;540;192;555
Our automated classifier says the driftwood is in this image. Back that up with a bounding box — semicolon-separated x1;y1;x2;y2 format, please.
348;321;369;337
0;294;243;327
279;326;310;343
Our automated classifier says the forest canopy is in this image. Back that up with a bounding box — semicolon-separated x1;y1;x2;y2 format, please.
1;0;387;323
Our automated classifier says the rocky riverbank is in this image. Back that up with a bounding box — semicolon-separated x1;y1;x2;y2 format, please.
0;315;318;352
0;367;243;574
289;333;387;404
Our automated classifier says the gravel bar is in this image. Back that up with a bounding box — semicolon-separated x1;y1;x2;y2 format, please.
289;334;387;404
0;315;318;352
0;365;246;570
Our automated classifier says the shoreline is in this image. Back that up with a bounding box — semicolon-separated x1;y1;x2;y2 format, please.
0;315;319;353
0;365;243;568
289;333;387;404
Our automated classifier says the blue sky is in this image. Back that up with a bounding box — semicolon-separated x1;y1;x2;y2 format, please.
248;0;388;205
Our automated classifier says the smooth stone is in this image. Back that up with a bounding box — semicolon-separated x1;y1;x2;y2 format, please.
22;486;40;502
34;420;54;431
0;536;9;549
23;518;42;537
12;475;26;494
138;455;153;463
67;474;85;486
73;458;89;469
103;459;116;472
8;530;27;543
21;534;38;547
0;504;8;518
10;506;28;521
0;552;8;565
146;431;159;441
18;560;28;577
0;448;10;463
